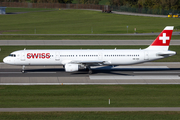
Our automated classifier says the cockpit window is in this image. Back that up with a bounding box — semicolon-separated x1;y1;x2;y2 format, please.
9;54;16;57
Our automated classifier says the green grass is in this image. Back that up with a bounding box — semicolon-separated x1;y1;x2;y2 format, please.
0;45;178;62
0;85;180;108
99;0;110;5
1;112;180;120
6;7;57;13
0;35;180;40
1;9;180;34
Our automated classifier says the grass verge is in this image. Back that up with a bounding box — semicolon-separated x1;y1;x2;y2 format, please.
1;9;180;34
0;45;178;62
0;85;180;108
0;35;180;40
1;112;180;120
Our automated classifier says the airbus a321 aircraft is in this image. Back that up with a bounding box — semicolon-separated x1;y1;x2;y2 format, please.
3;26;176;74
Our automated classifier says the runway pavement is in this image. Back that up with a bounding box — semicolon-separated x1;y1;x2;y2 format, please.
1;40;180;45
0;62;180;85
1;107;180;112
112;11;168;18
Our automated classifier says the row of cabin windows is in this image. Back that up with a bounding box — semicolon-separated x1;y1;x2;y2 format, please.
60;55;140;57
104;55;139;57
60;55;98;57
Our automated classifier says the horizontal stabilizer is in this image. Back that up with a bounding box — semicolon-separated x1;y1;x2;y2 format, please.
157;51;176;56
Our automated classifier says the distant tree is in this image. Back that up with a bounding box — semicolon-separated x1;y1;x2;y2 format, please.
109;0;180;11
76;0;100;4
31;0;59;3
0;0;25;2
58;0;73;3
109;0;125;6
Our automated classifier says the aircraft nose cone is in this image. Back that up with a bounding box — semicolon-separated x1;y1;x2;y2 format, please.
3;57;11;64
3;57;7;63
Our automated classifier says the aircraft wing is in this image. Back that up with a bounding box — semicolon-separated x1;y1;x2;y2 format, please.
70;60;106;65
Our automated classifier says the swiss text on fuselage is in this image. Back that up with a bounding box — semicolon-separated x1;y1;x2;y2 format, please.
27;53;50;59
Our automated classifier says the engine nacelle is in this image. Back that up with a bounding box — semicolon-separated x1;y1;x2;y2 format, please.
65;64;79;72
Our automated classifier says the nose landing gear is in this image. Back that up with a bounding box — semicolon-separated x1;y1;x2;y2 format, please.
21;65;25;73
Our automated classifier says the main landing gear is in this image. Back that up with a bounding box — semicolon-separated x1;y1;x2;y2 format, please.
88;69;92;74
21;65;25;73
87;66;92;74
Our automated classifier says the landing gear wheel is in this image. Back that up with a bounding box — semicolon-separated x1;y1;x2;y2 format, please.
88;69;92;74
21;65;25;73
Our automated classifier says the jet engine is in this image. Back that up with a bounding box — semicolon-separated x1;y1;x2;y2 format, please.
65;64;85;72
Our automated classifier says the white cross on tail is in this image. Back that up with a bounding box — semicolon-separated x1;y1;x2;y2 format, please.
159;33;169;44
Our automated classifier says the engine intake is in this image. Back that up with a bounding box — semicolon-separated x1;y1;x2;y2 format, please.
65;64;85;72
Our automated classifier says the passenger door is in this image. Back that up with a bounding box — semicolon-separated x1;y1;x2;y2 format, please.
21;52;25;61
55;52;60;61
144;51;149;60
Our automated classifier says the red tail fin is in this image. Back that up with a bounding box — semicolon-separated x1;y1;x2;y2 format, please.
151;26;173;46
146;26;174;50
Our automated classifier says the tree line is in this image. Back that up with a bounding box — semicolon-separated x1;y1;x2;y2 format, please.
110;0;180;10
1;0;180;11
0;0;73;3
0;0;99;4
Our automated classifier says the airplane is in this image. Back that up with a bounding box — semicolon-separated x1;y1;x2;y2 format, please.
3;26;176;74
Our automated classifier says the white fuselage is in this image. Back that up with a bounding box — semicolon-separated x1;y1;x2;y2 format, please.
3;49;173;66
3;26;176;72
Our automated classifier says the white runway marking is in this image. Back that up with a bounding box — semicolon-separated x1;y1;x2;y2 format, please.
89;75;180;80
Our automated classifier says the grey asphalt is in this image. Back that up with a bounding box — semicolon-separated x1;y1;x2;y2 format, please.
1;107;180;112
83;9;168;18
112;11;168;18
1;40;180;45
1;62;180;85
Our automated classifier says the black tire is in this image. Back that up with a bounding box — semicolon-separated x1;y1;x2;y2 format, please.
88;70;92;74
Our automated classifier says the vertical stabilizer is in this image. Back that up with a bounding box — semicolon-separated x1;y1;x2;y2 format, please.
146;26;174;51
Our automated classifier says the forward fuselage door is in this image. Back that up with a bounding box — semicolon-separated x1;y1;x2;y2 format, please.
144;51;149;60
98;52;103;60
21;52;26;61
55;52;60;61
